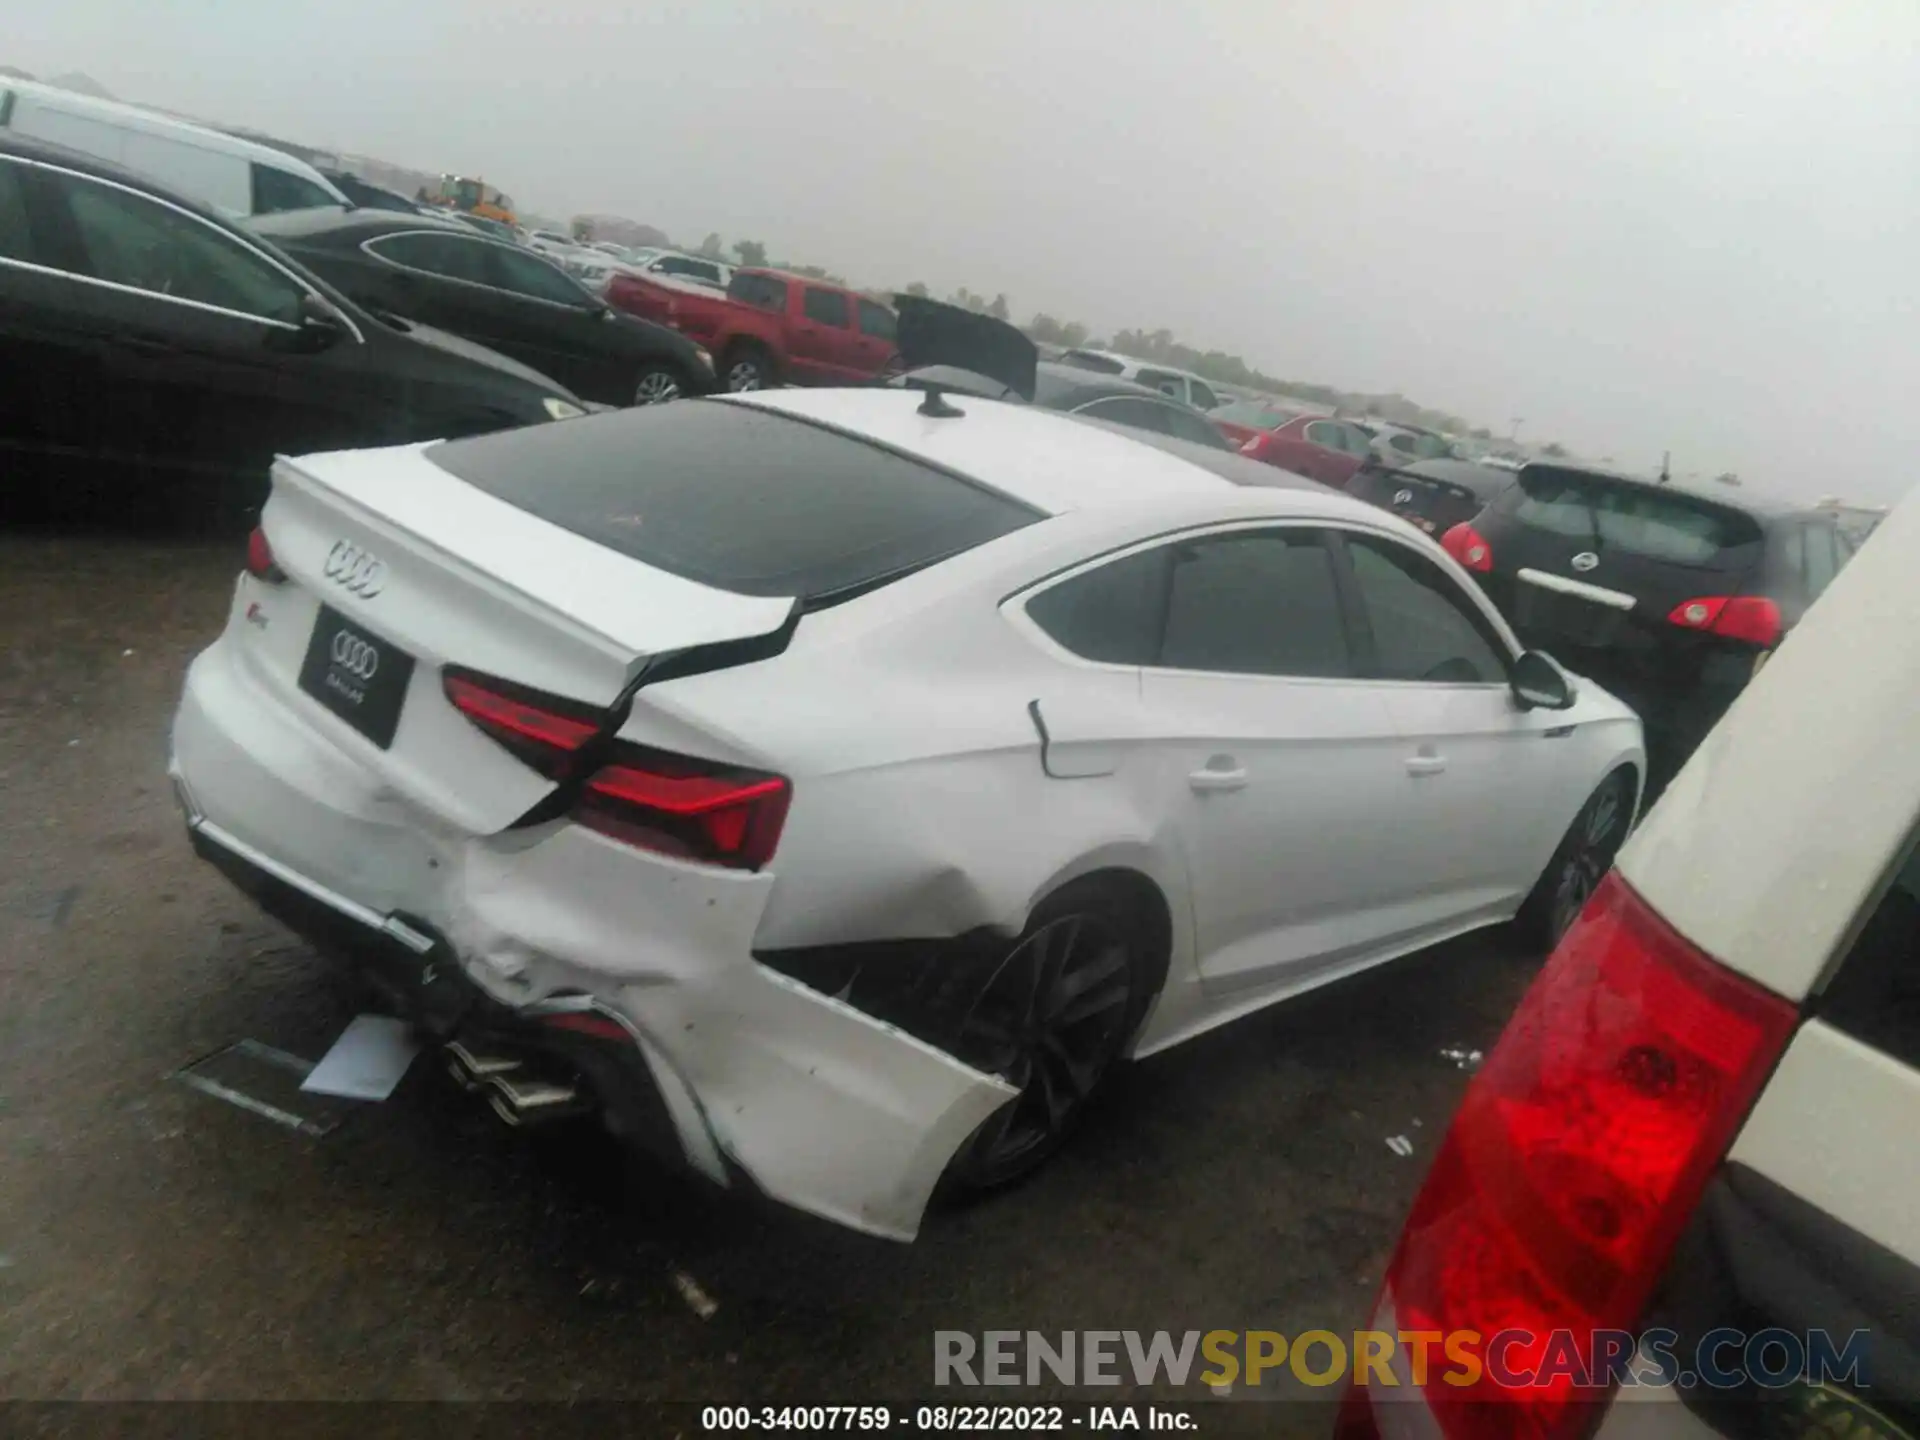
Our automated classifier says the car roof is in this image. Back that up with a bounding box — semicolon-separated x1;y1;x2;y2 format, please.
726;388;1369;520
1;79;342;185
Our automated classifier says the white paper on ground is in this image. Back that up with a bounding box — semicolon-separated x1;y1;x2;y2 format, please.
300;1014;422;1101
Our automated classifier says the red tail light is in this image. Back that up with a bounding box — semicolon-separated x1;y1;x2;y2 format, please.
580;753;790;870
443;670;790;870
1441;521;1494;572
443;671;598;779
245;526;286;583
1667;595;1781;648
1343;873;1795;1437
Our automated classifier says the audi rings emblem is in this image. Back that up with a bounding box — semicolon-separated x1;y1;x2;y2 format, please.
1571;551;1601;572
1393;488;1415;506
330;630;381;680
324;540;386;598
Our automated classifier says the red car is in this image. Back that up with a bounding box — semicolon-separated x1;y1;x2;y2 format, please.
1212;399;1378;488
605;267;897;392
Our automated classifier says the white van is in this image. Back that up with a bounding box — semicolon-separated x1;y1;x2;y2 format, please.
0;79;346;218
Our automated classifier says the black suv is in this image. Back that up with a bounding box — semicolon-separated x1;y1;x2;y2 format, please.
1442;463;1857;791
0;133;584;525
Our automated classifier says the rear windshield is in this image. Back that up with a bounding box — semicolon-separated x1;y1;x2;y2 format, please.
427;400;1041;602
1060;350;1125;375
1500;467;1764;565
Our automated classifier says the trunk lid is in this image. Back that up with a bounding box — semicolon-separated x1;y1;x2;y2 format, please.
247;443;796;833
892;296;1038;400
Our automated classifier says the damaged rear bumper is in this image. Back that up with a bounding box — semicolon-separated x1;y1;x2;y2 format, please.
169;648;1015;1239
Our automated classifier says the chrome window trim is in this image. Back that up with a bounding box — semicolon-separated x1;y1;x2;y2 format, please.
360;229;593;312
0;152;363;341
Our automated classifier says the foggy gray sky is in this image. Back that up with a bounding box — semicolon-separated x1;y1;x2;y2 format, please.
12;1;1919;499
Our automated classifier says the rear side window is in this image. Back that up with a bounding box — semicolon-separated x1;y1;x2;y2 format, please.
1305;420;1344;449
427;400;1041;602
1504;469;1764;565
1189;380;1219;411
728;272;788;311
801;287;849;326
1024;549;1166;665
1061;350;1125;375
369;232;492;285
250;164;338;215
1077;397;1170;434
1161;529;1349;678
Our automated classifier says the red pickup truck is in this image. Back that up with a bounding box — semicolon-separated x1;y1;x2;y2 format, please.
604;268;899;392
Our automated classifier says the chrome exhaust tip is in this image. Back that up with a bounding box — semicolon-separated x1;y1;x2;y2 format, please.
482;1070;591;1128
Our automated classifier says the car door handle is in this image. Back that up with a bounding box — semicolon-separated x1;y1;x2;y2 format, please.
1188;762;1248;793
1405;753;1448;777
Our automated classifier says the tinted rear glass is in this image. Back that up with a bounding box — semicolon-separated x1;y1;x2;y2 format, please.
1500;468;1764;565
427;401;1041;601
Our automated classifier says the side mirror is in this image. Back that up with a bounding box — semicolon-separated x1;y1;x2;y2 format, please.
1511;650;1575;711
272;294;350;354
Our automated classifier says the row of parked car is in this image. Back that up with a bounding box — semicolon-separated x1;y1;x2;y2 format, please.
0;75;1868;799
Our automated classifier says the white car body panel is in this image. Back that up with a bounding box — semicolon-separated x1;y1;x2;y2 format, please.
1617;483;1920;1003
172;394;1643;1239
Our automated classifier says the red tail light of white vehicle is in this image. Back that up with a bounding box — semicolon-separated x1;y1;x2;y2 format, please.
444;669;791;871
1341;872;1796;1438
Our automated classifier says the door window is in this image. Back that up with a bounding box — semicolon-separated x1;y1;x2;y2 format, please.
1023;548;1166;665
59;173;305;323
728;271;788;311
250;164;339;215
1305;420;1343;450
367;231;494;285
1158;403;1232;449
856;299;897;341
487;245;593;306
1160;529;1350;678
802;287;850;326
1345;534;1508;684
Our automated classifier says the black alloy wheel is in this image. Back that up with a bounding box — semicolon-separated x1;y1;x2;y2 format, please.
1518;770;1634;950
946;899;1142;1189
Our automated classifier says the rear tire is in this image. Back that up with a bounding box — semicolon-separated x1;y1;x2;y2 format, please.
633;363;686;405
722;344;773;392
943;879;1158;1192
1513;769;1635;951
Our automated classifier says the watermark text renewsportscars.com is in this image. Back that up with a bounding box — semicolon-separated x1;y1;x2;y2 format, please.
933;1328;1872;1393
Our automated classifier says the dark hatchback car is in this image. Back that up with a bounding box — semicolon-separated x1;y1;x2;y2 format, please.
1443;462;1858;790
0;134;583;525
250;208;716;407
1345;455;1515;538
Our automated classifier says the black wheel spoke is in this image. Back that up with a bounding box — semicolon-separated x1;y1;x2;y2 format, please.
1047;943;1130;1026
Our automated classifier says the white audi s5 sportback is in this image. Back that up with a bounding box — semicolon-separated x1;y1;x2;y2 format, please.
170;387;1644;1240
